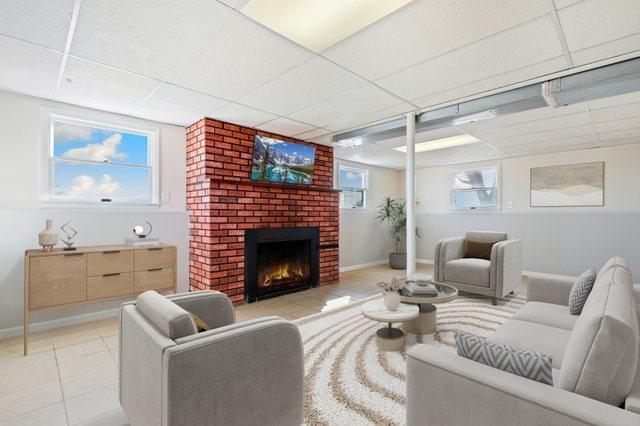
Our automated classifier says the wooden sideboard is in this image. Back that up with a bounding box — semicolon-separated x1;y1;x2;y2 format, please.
24;244;177;354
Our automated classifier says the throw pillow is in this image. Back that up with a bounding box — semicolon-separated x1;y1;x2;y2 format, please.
454;331;553;385
568;268;597;315
188;311;211;332
463;239;497;260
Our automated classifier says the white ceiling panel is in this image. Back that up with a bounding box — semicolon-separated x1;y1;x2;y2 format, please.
374;126;464;148
136;84;229;126
338;147;406;167
468;112;591;140
238;56;366;116
570;33;640;67
501;134;598;152
552;0;582;9
294;127;330;139
210;102;277;128
599;137;640;147
287;84;406;128
589;102;640;123
308;134;333;146
71;0;234;80
587;90;640;110
0;0;74;51
595;117;640;133
459;104;585;133
257;117;315;136
503;142;596;157
218;0;250;9
480;125;595;147
322;0;548;81
57;57;158;113
376;17;564;102
0;35;62;99
323;102;413;134
334;142;387;159
169;17;312;100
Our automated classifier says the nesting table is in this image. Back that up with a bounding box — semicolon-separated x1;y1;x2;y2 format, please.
399;282;458;335
361;299;419;351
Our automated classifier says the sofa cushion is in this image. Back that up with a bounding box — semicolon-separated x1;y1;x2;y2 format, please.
512;302;579;331
568;269;597;315
136;290;197;340
598;256;631;276
557;262;639;406
491;319;571;369
444;258;490;288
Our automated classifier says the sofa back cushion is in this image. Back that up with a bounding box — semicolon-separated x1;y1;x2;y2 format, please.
464;231;507;243
136;290;197;340
558;260;638;406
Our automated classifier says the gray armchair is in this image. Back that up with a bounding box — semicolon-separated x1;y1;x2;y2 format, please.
434;231;521;304
119;290;304;426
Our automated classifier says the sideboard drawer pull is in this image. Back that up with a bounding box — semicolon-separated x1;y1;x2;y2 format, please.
63;253;83;257
103;250;121;254
148;268;162;272
147;247;163;251
103;272;121;277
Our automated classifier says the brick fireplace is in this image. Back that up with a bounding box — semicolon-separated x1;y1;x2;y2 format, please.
186;118;339;303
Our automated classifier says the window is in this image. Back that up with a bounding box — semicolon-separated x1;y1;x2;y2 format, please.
338;165;367;209
451;166;499;210
43;113;159;205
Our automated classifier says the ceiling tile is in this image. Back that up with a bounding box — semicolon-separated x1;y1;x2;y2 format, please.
322;0;548;81
339;147;406;167
324;103;413;134
374;126;463;148
570;33;640;67
587;90;640;110
0;0;74;51
598;127;640;142
595;117;640;134
0;35;62;99
481;124;595;147
136;84;228;126
57;57;158;113
376;17;564;102
218;0;250;9
238;56;366;115
552;0;582;9
504;142;596;157
599;137;640;148
257;117;315;136
169;17;312;100
334;142;388;159
210;102;277;128
294;127;331;139
589;102;640;123
308;134;333;146
501;134;598;153
469;111;591;140
459;104;586;132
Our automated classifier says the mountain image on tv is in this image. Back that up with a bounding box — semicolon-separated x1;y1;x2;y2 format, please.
251;136;316;184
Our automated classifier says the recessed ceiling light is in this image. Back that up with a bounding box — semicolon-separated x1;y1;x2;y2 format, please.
452;110;497;125
394;134;479;153
240;0;413;52
333;137;363;148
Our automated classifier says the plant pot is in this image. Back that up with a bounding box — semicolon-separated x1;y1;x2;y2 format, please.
384;291;401;311
389;252;406;270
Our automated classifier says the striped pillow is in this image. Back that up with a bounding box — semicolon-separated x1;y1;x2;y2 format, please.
568;269;597;315
454;331;553;385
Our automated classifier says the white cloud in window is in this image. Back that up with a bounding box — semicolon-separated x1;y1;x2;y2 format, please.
62;133;126;162
54;123;94;142
346;171;356;179
69;174;121;197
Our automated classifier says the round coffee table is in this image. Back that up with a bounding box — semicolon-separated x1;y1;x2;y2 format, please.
361;300;419;351
399;281;458;335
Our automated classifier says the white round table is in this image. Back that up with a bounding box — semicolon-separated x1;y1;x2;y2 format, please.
361;300;419;351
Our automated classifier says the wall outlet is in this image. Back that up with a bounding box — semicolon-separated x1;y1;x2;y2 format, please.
507;200;514;209
161;190;170;202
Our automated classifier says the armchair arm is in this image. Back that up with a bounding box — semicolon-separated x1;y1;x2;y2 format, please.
434;237;464;282
490;239;522;298
162;319;303;426
527;273;576;306
406;345;640;426
168;290;235;329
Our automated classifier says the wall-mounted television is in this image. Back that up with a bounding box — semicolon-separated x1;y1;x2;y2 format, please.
250;135;316;185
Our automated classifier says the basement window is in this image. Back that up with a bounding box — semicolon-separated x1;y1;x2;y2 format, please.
338;165;367;209
451;166;500;210
42;113;159;206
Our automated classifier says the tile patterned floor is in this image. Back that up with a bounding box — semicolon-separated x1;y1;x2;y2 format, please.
0;264;435;425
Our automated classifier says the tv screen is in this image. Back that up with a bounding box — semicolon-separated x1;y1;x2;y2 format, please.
251;135;316;185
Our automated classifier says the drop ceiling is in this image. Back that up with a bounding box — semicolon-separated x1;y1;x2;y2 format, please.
0;0;639;165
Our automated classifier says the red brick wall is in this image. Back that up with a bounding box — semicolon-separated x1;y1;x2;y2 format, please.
186;118;339;303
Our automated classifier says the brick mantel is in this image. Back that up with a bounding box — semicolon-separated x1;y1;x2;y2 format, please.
186;118;339;303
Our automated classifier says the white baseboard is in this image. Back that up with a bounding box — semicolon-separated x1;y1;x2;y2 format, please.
339;259;387;272
416;259;434;265
0;308;119;340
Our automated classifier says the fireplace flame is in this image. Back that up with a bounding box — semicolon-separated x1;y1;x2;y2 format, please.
263;262;304;286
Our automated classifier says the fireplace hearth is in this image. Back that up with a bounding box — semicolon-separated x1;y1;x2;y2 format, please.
244;227;319;303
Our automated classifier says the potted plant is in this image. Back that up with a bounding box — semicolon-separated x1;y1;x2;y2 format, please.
376;197;420;269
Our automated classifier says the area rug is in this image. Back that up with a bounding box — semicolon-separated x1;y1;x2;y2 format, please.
294;293;526;425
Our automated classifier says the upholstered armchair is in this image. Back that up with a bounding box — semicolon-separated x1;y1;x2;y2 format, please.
119;290;304;426
433;231;522;304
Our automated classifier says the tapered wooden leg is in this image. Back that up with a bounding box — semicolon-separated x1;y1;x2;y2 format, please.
491;297;498;306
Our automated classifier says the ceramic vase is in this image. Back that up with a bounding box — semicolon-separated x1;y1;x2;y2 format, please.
38;219;58;251
384;291;401;311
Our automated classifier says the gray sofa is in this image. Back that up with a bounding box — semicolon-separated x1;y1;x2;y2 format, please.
407;256;640;425
434;231;522;305
119;290;304;426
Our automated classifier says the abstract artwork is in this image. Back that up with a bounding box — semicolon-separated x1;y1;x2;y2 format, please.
530;162;604;207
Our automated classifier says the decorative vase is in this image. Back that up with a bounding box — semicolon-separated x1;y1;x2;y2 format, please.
389;252;406;270
384;291;401;311
38;219;58;252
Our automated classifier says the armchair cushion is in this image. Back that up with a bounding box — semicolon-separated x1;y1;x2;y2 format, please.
444;258;490;288
136;290;197;340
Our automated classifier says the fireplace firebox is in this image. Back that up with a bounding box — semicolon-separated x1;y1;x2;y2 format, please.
244;227;319;303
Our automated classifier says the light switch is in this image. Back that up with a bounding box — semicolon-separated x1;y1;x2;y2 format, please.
507;200;513;209
161;190;170;202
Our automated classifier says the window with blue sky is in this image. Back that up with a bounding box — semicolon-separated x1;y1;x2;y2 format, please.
49;119;154;202
338;165;367;209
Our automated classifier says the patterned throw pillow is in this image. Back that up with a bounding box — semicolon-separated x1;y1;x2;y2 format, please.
454;331;553;385
568;269;597;315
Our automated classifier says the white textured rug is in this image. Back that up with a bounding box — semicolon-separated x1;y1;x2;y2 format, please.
295;293;526;425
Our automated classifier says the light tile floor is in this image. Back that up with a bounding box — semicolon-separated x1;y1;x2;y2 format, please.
0;264;437;425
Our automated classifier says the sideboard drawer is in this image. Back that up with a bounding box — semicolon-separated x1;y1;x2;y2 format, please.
135;247;176;271
135;268;174;292
87;251;134;276
29;254;86;309
87;272;134;300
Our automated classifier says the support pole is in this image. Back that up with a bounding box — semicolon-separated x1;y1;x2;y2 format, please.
405;112;416;278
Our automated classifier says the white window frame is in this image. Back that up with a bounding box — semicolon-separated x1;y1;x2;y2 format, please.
41;110;160;207
450;165;501;211
338;164;368;209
